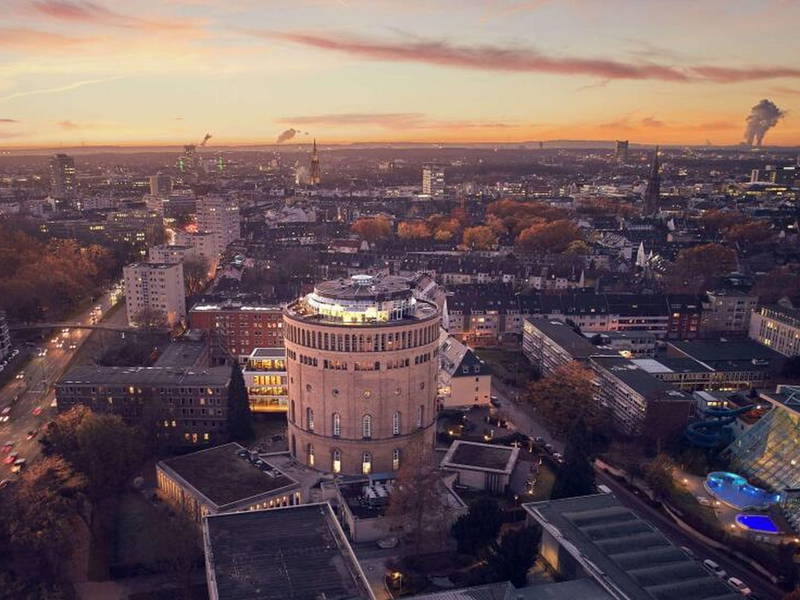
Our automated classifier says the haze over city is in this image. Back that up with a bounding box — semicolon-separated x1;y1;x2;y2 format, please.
1;0;800;147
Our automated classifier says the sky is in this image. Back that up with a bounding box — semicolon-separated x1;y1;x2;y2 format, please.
1;0;800;147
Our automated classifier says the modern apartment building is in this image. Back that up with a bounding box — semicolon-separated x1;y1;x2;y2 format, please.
0;310;11;363
123;262;186;328
284;274;440;475
421;164;445;198
701;289;758;338
196;195;240;257
189;301;284;358
749;305;800;357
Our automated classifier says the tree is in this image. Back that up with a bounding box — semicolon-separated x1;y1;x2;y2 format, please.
155;512;204;600
550;417;596;499
387;445;450;554
486;526;541;587
351;216;392;243
182;255;210;295
451;498;503;556
564;239;590;255
397;221;431;240
665;243;737;293
782;356;800;379
754;266;800;304
227;362;254;441
527;362;601;436
132;307;168;331
700;210;745;235
516;220;582;254
644;454;677;500
725;220;773;246
462;226;498;250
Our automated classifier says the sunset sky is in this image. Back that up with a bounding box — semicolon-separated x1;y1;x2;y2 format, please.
1;0;799;147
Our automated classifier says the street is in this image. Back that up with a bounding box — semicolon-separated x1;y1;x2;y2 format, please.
491;380;784;600
0;286;124;483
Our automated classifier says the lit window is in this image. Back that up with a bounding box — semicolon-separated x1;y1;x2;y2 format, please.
362;452;372;475
307;407;314;431
392;448;400;471
362;414;372;439
332;449;342;474
307;444;315;467
392;411;401;436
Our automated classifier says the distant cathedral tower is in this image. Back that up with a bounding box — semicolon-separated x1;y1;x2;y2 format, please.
643;146;661;214
309;139;321;185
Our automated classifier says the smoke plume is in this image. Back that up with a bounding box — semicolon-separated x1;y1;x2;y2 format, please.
201;133;212;145
276;128;298;144
744;99;785;146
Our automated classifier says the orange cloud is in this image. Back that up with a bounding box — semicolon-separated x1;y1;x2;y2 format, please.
57;119;80;129
0;118;20;123
278;112;517;130
254;30;800;83
0;27;93;50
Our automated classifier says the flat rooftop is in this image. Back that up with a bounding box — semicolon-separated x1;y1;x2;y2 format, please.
632;357;711;375
159;443;297;508
204;503;373;600
524;494;742;600
58;365;230;387
249;347;285;358
153;339;208;368
668;341;784;368
315;274;413;302
525;319;597;359
441;441;519;474
592;357;688;400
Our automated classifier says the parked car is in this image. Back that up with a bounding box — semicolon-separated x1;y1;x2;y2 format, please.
679;546;695;559
696;495;715;507
15;372;24;380
702;559;727;578
726;577;751;595
32;407;43;416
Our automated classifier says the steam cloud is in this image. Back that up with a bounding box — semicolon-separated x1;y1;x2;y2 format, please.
744;99;785;146
276;128;298;144
201;133;212;145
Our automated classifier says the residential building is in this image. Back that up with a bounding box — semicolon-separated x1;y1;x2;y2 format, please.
440;441;519;494
584;331;656;358
123;262;186;328
196;195;240;257
701;289;758;338
203;503;375;600
242;347;288;413
422;164;445;198
591;356;692;442
614;140;629;163
149;173;172;197
525;493;743;600
438;335;491;408
749;305;800;357
148;244;194;265
522;318;600;376
284;274;440;475
55;365;231;447
49;153;76;202
189;301;284;358
173;230;218;270
0;310;11;363
156;442;301;523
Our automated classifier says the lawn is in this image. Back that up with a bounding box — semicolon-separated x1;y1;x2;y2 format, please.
475;348;538;388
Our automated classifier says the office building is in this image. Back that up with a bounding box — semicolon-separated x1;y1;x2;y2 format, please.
422;164;445;198
284;274;440;475
149;173;172;197
525;493;743;600
242;347;288;413
156;442;301;523
614;140;629;163
196;195;240;257
0;310;11;363
189;301;284;358
123;262;186;328
203;503;375;600
56;365;231;447
49;153;76;203
438;335;491;408
749;305;800;357
440;441;519;494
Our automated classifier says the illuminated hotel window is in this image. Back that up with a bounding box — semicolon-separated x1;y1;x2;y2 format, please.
362;451;372;475
307;444;315;467
332;413;341;437
362;414;372;439
306;407;314;431
392;448;401;471
332;449;342;474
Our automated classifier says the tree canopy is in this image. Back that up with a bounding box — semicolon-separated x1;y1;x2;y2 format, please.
551;417;596;499
451;497;503;556
227;362;254;441
351;216;392;242
462;226;498;250
527;362;603;436
486;526;542;587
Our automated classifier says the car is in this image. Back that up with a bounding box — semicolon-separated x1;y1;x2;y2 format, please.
597;484;612;494
552;452;565;463
0;479;11;490
62;328;70;334
11;349;19;356
696;495;715;507
544;443;555;454
2;441;14;453
490;396;501;407
69;342;78;349
37;348;47;357
26;430;37;440
702;559;727;578
15;372;24;380
726;577;751;595
32;407;43;416
3;452;18;465
534;436;546;444
679;546;696;559
0;415;8;423
11;458;26;473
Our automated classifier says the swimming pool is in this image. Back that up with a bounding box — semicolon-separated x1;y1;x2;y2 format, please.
704;471;781;510
736;514;781;534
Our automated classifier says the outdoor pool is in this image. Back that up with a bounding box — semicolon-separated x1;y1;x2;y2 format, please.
735;514;781;534
704;471;781;510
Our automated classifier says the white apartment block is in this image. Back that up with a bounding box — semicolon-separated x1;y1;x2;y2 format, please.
749;305;800;357
173;231;219;272
149;244;194;265
196;195;240;257
124;262;186;328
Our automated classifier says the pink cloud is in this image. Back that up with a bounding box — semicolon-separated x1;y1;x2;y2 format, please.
30;0;205;33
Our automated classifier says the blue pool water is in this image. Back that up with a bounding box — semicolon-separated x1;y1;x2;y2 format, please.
736;514;780;534
704;471;781;510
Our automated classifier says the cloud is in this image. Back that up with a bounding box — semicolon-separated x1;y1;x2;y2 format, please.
0;27;92;51
598;114;736;133
640;116;665;128
0;76;123;102
278;112;516;130
57;120;80;129
251;30;800;83
771;86;800;96
0;118;19;123
30;0;205;33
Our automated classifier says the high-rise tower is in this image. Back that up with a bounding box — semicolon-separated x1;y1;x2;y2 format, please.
309;139;321;185
643;147;661;214
49;153;76;203
614;140;629;163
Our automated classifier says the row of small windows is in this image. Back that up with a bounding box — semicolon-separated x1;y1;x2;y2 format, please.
292;351;436;371
297;408;425;437
286;323;438;352
307;446;401;473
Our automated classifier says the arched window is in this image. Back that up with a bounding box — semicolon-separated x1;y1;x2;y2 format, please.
362;414;372;439
392;448;401;471
392;411;401;436
332;448;342;474
332;413;341;437
306;407;314;432
362;451;372;475
307;443;315;467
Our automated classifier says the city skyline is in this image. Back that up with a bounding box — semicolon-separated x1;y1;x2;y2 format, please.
1;0;800;148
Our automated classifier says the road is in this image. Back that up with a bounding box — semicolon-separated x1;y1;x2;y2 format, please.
0;286;124;483
491;380;784;600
